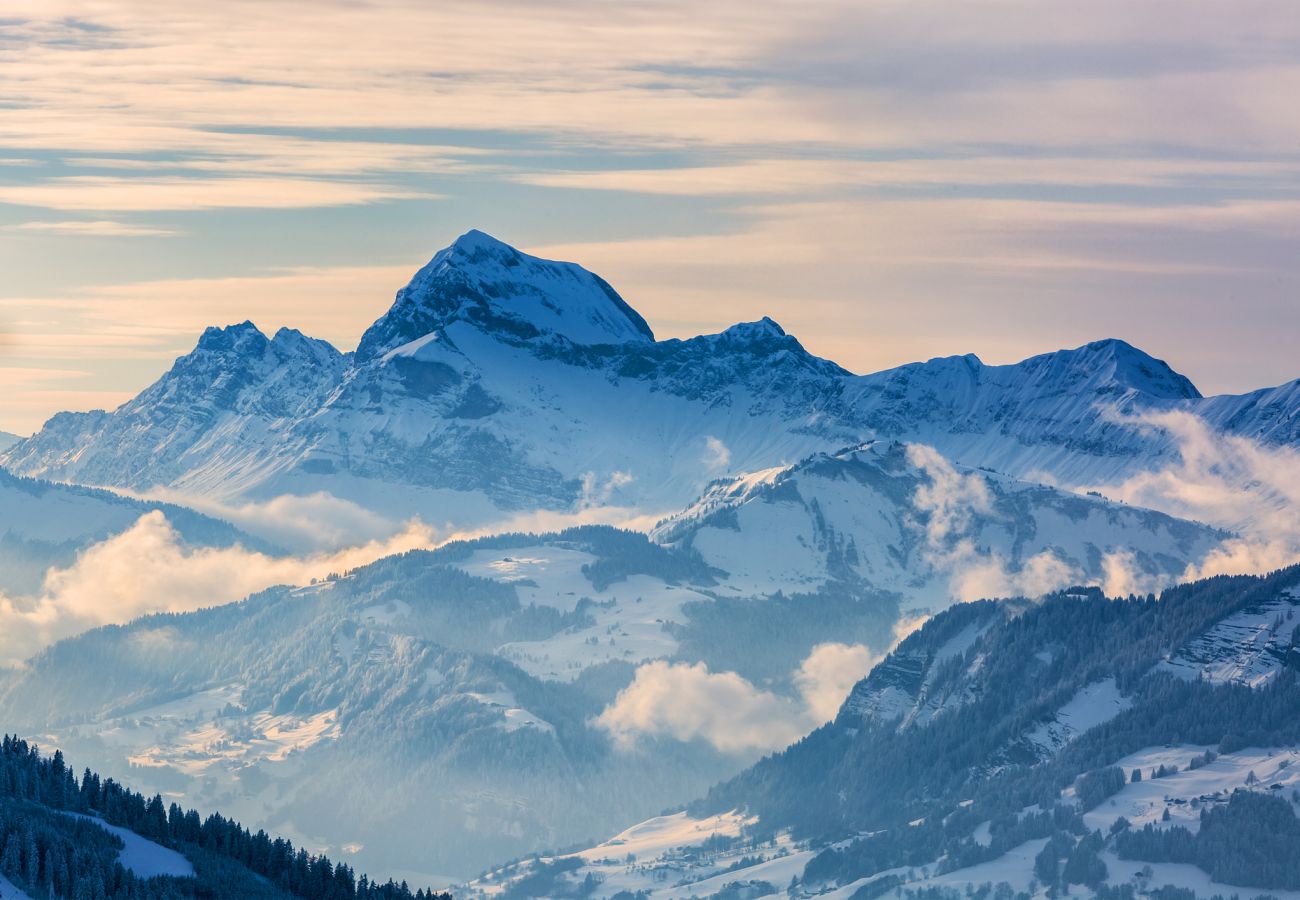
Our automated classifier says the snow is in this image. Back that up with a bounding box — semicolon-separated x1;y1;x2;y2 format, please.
576;810;752;863
0;875;33;900
656;442;1222;611
82;684;340;776
62;812;195;879
454;546;707;682
910;838;1047;896
462;691;554;734
1157;592;1300;687
360;599;412;625
1080;745;1300;833
1027;678;1132;753
1102;850;1300;900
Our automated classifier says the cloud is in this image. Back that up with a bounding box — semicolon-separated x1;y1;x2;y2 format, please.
7;219;177;236
597;640;885;754
0;510;436;666
129;488;416;554
510;157;1300;197
596;660;804;754
579;470;636;510
1088;410;1300;580
703;435;732;470
907;442;1096;602
906;444;994;545
795;642;881;723
0;176;436;212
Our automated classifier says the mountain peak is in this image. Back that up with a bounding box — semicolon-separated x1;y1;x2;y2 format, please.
447;228;518;257
195;321;268;353
1033;338;1202;400
356;230;654;361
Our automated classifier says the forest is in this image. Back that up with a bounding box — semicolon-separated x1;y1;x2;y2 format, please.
0;735;448;900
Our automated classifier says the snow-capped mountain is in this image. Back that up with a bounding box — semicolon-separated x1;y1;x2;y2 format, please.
474;566;1300;899
5;230;1296;528
653;441;1223;608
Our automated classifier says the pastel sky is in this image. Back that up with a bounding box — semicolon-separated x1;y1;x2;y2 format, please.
1;1;1298;433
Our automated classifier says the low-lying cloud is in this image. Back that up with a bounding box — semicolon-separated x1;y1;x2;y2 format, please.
597;641;884;755
1090;409;1300;580
906;442;1168;601
0;510;435;667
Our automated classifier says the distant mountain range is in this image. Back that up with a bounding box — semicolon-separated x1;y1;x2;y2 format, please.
4;230;1298;528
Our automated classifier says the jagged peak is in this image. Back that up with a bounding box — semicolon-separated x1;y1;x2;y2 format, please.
1020;338;1202;400
270;326;343;360
195;320;268;353
721;316;787;339
356;229;655;360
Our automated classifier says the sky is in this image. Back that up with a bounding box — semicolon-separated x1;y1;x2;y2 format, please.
1;0;1298;434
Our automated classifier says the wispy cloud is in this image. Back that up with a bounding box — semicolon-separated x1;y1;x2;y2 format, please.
8;219;177;236
0;176;437;211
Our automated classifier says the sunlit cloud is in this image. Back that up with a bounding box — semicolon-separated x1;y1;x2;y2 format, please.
597;641;884;755
0;176;437;211
7;219;177;236
0;510;437;667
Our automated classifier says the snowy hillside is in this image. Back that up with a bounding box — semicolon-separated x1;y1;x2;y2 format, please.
0;441;1231;880
4;231;1297;529
654;442;1223;608
474;565;1300;899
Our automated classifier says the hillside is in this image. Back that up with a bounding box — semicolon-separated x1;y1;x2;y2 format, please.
472;565;1300;898
0;442;1228;882
0;735;444;900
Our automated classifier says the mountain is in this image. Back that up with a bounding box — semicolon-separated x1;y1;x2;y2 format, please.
653;441;1223;611
474;565;1300;899
0;734;446;899
0;469;278;595
5;231;1297;528
0;431;20;453
0;456;1227;881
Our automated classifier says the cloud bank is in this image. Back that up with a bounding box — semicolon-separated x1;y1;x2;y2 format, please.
1091;410;1300;579
0;510;435;666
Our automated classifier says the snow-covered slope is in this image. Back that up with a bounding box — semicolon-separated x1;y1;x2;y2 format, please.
654;441;1224;609
5;231;1296;527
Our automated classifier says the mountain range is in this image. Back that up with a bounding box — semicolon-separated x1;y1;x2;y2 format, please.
5;230;1299;532
2;230;1299;895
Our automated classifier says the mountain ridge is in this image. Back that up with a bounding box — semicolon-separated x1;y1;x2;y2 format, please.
2;230;1296;526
